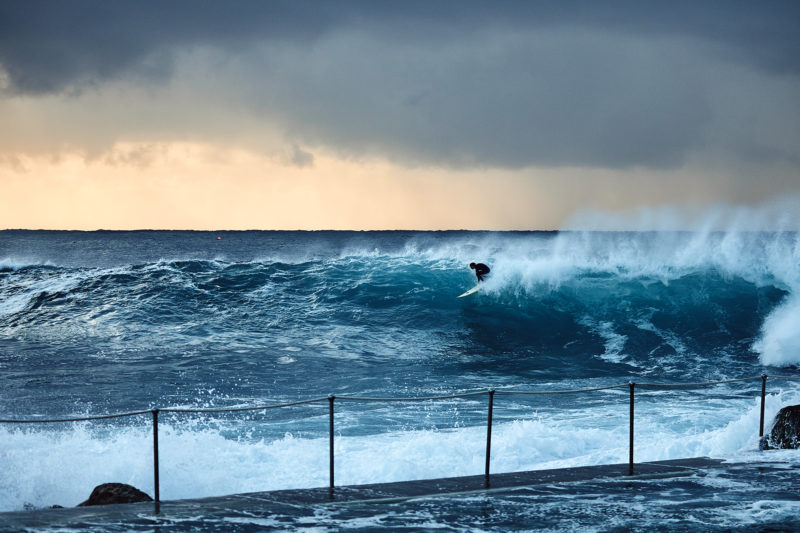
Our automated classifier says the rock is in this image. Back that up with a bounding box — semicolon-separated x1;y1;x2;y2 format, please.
78;483;153;506
23;503;64;510
760;405;800;450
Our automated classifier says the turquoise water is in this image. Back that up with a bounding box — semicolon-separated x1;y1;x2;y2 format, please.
1;230;799;529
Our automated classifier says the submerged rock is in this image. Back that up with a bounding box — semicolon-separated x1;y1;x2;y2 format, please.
23;503;64;510
760;405;800;450
78;483;153;506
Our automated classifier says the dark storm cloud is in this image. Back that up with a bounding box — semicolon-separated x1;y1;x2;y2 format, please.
2;0;797;93
1;0;798;170
0;0;344;93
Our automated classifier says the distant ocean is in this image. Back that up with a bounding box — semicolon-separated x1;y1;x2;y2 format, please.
2;230;799;530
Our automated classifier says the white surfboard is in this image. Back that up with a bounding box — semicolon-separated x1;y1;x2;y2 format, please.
457;285;481;298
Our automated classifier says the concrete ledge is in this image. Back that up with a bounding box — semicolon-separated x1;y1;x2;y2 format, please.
0;457;726;529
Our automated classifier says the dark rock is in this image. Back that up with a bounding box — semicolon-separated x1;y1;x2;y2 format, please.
760;405;800;450
23;503;64;510
78;483;153;506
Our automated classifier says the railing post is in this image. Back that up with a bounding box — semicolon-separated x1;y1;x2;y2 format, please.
760;374;767;437
485;389;495;488
628;382;634;476
328;395;335;493
152;409;160;514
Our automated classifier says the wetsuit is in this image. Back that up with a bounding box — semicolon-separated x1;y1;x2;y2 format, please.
472;263;490;282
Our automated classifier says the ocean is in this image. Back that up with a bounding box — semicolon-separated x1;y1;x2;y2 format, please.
1;229;799;531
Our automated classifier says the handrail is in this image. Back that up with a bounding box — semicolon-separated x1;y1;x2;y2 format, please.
6;375;797;423
161;396;330;414
0;409;153;424
497;383;628;395
2;373;799;514
636;375;765;388
336;391;488;402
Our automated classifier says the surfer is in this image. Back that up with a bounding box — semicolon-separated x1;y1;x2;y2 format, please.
469;262;490;282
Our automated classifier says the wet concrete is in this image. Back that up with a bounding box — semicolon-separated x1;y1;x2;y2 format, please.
0;457;726;529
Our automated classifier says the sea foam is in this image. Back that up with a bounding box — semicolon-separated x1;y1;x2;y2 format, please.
3;386;796;512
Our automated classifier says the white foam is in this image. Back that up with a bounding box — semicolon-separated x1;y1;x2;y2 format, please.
754;294;800;366
4;387;798;512
0;257;49;271
0;423;154;511
716;497;800;528
579;317;628;363
552;201;800;366
562;197;800;234
0;271;91;318
0;291;37;317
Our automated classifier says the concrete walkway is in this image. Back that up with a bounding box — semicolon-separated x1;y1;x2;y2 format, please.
0;457;726;529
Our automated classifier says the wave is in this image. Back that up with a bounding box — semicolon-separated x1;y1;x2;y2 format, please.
445;230;800;367
3;229;798;284
2;231;799;368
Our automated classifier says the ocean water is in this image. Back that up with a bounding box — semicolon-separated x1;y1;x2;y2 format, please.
1;229;800;530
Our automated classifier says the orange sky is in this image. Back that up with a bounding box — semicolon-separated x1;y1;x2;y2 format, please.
2;142;557;230
3;140;799;231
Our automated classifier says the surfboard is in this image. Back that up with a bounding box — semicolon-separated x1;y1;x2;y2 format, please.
457;285;481;298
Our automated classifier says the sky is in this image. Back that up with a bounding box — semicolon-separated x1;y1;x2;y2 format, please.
1;0;799;230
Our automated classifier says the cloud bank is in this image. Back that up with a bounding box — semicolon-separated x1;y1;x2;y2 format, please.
1;0;798;174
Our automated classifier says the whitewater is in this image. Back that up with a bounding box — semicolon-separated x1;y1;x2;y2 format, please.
1;229;800;530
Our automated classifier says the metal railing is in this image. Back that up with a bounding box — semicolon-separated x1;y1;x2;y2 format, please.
2;374;800;514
